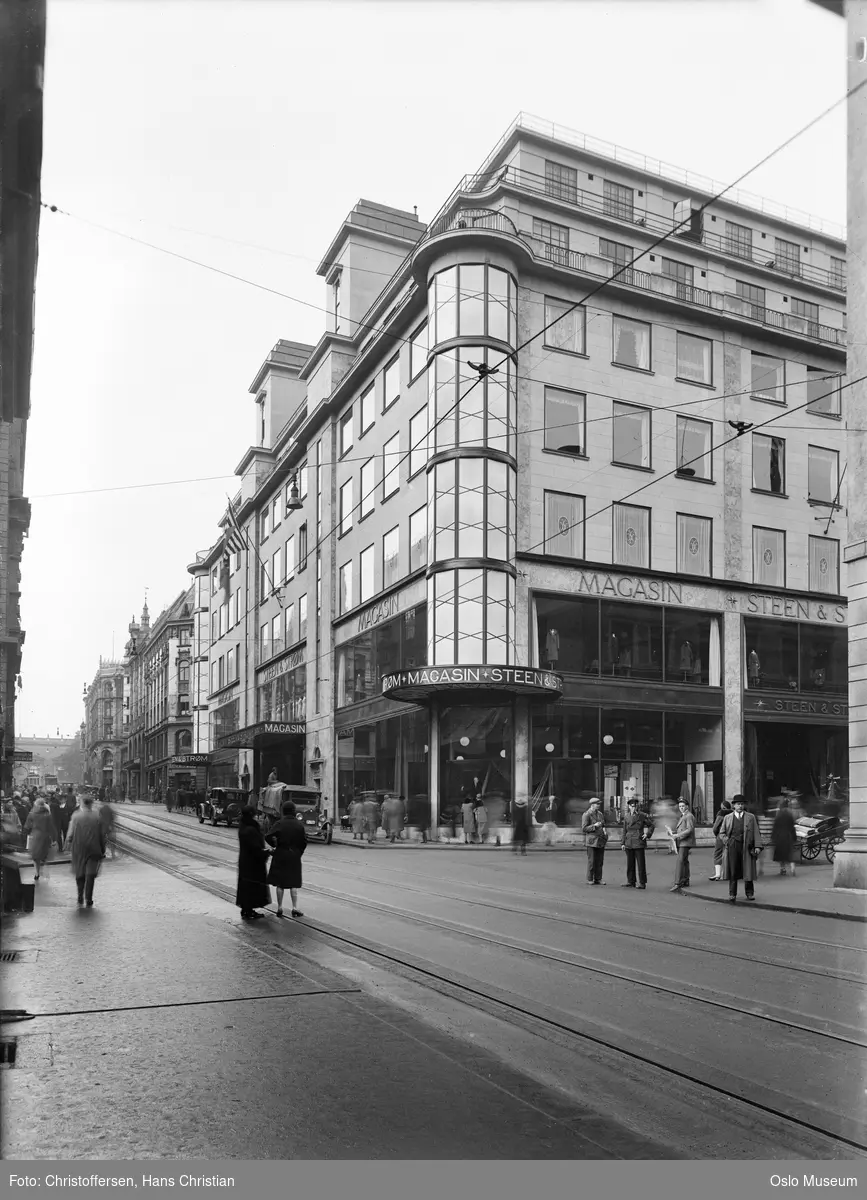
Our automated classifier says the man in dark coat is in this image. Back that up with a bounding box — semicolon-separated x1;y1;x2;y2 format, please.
512;796;532;855
48;795;64;850
771;799;797;877
582;797;607;884
720;797;763;903
620;797;654;888
235;806;271;921
265;800;307;918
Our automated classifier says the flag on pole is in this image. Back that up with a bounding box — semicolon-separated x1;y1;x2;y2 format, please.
224;495;247;556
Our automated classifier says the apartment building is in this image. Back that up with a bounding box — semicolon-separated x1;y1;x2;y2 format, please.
83;659;127;795
192;116;850;828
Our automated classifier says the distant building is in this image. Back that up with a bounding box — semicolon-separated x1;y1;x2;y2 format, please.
83;660;127;795
10;736;83;793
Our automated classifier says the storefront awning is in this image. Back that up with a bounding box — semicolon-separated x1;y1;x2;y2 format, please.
215;721;306;750
382;665;563;704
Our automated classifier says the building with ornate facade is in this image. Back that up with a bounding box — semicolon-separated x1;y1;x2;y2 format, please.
83;659;127;795
122;590;197;802
188;116;849;832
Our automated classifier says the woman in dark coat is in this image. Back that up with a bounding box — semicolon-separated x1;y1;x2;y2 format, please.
265;800;307;918
236;806;272;922
709;799;733;880
772;799;798;876
24;798;55;880
511;796;532;855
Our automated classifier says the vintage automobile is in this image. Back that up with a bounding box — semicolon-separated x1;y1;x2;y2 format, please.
198;787;248;828
794;815;848;863
260;782;332;843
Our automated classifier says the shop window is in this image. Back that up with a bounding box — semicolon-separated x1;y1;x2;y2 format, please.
544;298;586;355
440;706;513;829
544;492;585;559
536;595;599;674
664;611;722;686
601;709;664;814
752;434;786;494
613;402;651;468
807;368;840;416
752;527;786;587
676;332;713;385
676;415;712;480
808;445;839;505
744;618;799;691
613;503;650;569
531;705;600;826
800;624;847;694
544;387;586;456
335;603;427;709
751;352;784;403
808;535;840;595
612;316;651;370
676;514;712;577
601;601;662;681
663;713;723;819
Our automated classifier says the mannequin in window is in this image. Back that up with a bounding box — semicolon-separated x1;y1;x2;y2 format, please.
608;632;619;675
679;640;695;682
545;627;560;669
748;649;761;689
619;644;632;677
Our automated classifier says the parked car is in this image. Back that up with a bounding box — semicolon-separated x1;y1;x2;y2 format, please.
199;787;247;828
260;782;332;843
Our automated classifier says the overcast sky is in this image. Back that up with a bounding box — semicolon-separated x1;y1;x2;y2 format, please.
21;0;846;737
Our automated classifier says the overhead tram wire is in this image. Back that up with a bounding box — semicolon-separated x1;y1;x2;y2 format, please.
521;372;864;557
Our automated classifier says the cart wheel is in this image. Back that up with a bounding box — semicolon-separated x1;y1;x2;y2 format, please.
826;840;841;863
801;841;821;861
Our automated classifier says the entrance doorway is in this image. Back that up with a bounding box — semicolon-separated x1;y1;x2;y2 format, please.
744;720;848;816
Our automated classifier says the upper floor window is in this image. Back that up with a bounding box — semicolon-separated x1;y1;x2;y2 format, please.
751;352;785;403
600;237;634;272
299;594;307;641
603;180;634;222
613;401;651;469
382;433;400;499
544;492;585;559
297;523;308;572
339;479;354;535
409;406;428;477
613;503;650;569
774;237;801;276
383;357;401;413
532;218;569;264
360;458;376;518
339;562;353;615
752;527;785;587
359;544;375;605
726;220;753;260
676;332;712;385
383;526;400;590
807;368;841;416
360;386;375;436
661;257;694;287
428;263;517;345
792;297;820;333
284;534;295;581
737;280;766;321
543;297;586;355
830;256;846;289
753;434;786;495
676;415;713;480
271;495;281;532
612;315;651;370
544;387;586;457
410;323;428;381
808;445;839;505
333;274;341;333
808;535;840;594
676;514;712;577
261;505;270;543
339;409;354;457
544;160;578;203
410;506;427;573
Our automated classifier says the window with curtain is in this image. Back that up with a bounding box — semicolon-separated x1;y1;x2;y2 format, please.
612;316;651;370
613;401;651;468
753;434;786;494
544;387;586;455
359;545;375;604
383;526;400;590
751;352;785;402
752;527;786;587
676;332;713;385
544;492;585;559
544;297;586;355
808;536;840;594
676;415;712;480
284;602;295;647
808;445;839;504
339;562;353;615
807;368;841;416
613;503;650;568
676;514;712;577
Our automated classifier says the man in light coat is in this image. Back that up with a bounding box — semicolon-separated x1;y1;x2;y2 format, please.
620;797;654;888
582;797;607;885
666;800;696;893
719;797;763;903
67;796;107;908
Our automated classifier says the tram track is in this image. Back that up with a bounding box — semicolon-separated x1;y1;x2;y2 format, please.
117;809;865;977
114;826;866;1155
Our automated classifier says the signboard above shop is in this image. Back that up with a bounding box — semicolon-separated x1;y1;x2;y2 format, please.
6;750;33;761
215;721;306;749
743;694;848;722
170;754;209;766
382;665;563;704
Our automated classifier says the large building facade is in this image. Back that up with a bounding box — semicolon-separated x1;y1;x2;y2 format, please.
190;117;849;832
83;659;127;795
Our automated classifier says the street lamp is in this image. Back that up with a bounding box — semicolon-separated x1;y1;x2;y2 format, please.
286;473;303;512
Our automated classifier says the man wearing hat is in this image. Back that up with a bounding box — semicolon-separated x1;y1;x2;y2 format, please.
582;797;607;885
620;796;654;888
666;800;696;893
719;796;763;903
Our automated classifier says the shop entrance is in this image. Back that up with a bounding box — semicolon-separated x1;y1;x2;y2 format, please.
439;704;513;831
256;737;305;792
744;720;848;816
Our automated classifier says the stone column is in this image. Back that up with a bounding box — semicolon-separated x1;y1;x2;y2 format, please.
429;702;440;838
838;0;867;887
723;609;744;803
514;698;530;804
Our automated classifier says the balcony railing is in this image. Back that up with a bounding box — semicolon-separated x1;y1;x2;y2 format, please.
525;237;846;346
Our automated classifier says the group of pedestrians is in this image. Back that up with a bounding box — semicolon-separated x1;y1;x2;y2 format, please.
235;801;306;922
347;794;418;845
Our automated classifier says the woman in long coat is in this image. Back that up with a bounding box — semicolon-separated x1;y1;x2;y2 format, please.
265;801;307;918
771;799;797;876
719;798;763;903
350;799;365;841
24;798;54;881
709;799;733;880
236;806;271;921
382;795;405;843
67;797;106;906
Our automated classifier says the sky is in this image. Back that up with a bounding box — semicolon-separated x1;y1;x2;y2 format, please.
21;0;848;738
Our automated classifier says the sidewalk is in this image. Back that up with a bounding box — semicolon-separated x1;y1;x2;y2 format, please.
0;854;669;1160
332;832;867;922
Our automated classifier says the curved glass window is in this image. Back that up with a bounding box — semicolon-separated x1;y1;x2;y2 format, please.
428;568;515;666
427;458;515;565
428;263;517;349
428;348;516;458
